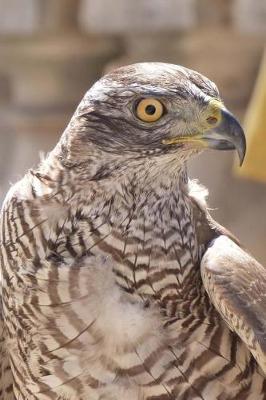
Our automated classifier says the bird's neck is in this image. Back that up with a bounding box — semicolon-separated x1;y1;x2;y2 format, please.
41;148;190;210
43;146;187;199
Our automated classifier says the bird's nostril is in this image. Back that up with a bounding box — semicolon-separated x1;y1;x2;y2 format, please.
207;116;218;125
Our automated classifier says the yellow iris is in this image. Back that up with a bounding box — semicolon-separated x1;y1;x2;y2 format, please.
136;98;164;122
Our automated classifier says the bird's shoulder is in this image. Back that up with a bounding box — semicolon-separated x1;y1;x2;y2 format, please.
187;179;241;249
0;170;68;252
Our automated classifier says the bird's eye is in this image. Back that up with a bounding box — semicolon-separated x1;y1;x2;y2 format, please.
135;98;164;122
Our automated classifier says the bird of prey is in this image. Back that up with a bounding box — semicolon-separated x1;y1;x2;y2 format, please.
0;63;266;400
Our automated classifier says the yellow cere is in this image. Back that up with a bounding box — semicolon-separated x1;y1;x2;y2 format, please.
136;98;164;123
206;99;223;127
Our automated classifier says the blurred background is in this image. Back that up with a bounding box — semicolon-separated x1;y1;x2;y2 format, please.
0;0;265;261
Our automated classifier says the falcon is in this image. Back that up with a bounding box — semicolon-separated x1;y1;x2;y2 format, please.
0;63;266;400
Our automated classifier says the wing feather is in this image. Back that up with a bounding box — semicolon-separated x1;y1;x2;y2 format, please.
201;235;266;375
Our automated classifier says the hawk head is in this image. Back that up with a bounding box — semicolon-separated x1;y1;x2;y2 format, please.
58;63;245;180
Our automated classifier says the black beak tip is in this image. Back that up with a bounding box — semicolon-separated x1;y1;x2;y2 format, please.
238;149;245;166
221;109;246;167
237;128;246;167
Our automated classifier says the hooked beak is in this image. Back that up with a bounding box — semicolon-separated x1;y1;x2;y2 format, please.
163;107;246;166
201;109;246;166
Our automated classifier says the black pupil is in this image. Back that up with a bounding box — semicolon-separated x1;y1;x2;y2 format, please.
145;104;156;115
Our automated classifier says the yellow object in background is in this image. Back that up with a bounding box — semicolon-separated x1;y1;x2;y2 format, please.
235;49;266;183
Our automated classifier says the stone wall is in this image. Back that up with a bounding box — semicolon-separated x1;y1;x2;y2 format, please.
79;0;197;33
0;0;265;261
233;0;266;35
0;0;120;201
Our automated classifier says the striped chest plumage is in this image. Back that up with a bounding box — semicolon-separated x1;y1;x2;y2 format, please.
1;178;266;400
64;188;201;316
